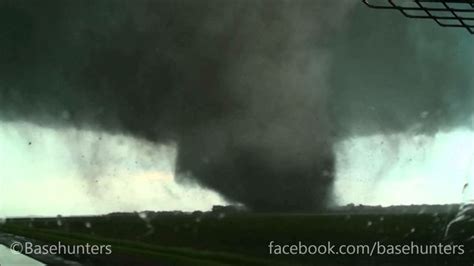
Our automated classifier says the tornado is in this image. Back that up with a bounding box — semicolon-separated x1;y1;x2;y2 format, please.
0;0;472;211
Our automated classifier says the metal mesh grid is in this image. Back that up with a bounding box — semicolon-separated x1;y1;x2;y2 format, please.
363;0;474;34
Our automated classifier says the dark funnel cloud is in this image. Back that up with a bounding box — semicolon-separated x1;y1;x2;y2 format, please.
0;0;472;211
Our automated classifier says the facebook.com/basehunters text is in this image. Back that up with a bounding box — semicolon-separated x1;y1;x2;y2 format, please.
268;241;464;256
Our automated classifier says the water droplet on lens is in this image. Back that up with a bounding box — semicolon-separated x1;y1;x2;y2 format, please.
138;212;148;220
420;111;429;119
56;215;63;227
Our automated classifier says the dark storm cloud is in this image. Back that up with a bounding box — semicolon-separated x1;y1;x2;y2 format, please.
327;6;474;138
0;0;472;211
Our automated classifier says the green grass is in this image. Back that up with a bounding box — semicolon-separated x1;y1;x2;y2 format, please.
0;223;288;266
1;211;471;266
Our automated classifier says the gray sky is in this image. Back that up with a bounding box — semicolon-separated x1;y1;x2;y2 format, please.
0;121;225;217
1;119;473;217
